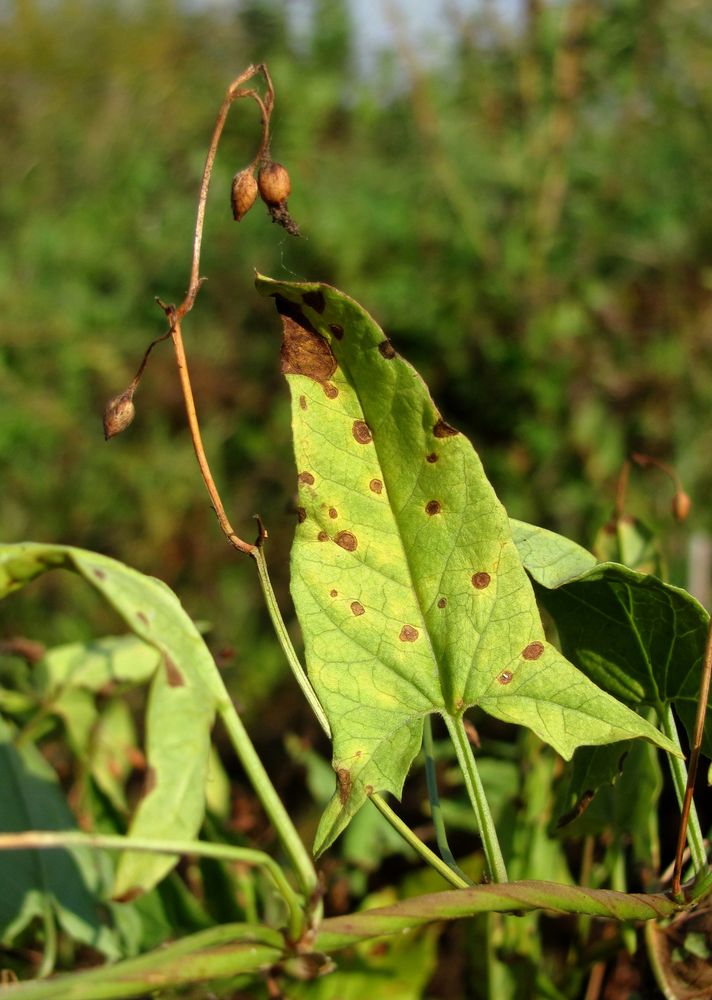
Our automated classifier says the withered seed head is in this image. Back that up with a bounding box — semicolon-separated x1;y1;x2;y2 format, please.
103;389;136;440
672;490;692;523
257;161;291;206
231;169;258;221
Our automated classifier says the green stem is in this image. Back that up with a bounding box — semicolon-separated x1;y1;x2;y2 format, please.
0;830;304;942
422;717;474;885
660;705;707;874
369;792;469;889
37;896;57;979
217;696;318;910
444;714;508;883
253;547;331;737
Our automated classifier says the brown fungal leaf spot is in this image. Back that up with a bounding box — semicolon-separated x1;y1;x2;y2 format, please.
350;601;365;617
352;420;372;444
426;452;438;463
433;417;459;438
329;323;344;340
425;500;441;516
136;611;150;628
302;290;326;314
330;589;338;598
522;641;545;661
297;506;307;523
113;885;143;904
317;531;329;542
277;295;337;383
143;766;158;798
164;655;185;687
335;531;358;551
369;478;383;494
92;568;106;580
471;572;491;590
378;339;396;359
399;624;419;642
498;670;514;685
328;507;338;519
298;471;315;486
337;767;352;804
437;597;447;609
323;382;339;399
556;790;595;829
299;395;307;410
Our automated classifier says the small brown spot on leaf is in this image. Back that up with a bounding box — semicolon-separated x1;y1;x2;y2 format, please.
378;339;396;359
433;418;459;438
437;597;447;609
425;500;441;516
113;886;143;904
522;641;545;661
335;531;358;551
297;507;307;523
327;507;337;519
143;766;157;797
298;471;315;486
426;452;438;463
556;790;595;828
277;296;337;383
369;479;383;494
498;670;513;685
399;624;419;642
472;572;491;590
323;382;339;399
352;420;372;444
302;290;326;313
350;601;365;616
164;655;185;687
92;568;106;580
299;395;307;410
330;589;338;597
317;531;329;542
329;323;344;340
136;611;149;628
337;767;351;804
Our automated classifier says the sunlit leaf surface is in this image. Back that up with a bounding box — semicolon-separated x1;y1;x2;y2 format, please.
256;277;677;853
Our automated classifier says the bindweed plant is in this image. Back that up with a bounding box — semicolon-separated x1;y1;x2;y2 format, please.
0;66;710;1000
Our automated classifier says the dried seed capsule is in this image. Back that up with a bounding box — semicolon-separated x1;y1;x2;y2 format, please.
103;389;136;440
257;161;291;206
672;490;691;523
231;169;258;221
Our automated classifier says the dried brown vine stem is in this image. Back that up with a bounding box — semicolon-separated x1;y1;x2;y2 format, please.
671;617;712;896
110;64;277;555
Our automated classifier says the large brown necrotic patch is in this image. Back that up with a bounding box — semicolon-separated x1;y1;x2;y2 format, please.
277;295;337;383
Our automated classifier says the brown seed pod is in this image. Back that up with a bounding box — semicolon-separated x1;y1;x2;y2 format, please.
258;161;291;206
672;490;692;523
231;169;258;221
103;389;136;440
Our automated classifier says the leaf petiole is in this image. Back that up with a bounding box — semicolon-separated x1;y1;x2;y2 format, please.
444;714;508;884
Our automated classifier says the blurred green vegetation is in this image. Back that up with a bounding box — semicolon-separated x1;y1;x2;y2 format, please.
2;0;712;705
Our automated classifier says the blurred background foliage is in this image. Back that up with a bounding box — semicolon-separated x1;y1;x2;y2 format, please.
2;0;712;712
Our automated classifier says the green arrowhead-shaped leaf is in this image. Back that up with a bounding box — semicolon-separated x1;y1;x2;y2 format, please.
0;543;219;896
256;276;678;854
532;561;712;755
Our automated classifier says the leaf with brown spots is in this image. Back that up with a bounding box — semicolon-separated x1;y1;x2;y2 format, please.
256;276;679;855
0;542;221;896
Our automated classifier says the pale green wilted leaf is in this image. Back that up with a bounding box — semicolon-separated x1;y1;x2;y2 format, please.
0;543;219;896
256;277;678;854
